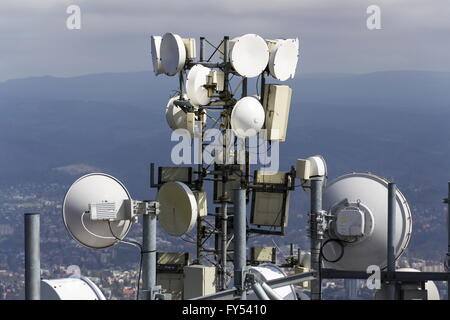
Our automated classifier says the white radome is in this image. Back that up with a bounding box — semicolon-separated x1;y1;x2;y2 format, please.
231;96;265;138
229;34;269;78
247;264;297;300
157;181;198;236
41;278;106;300
150;35;164;76
268;38;299;81
186;64;211;106
165;94;188;131
160;33;186;76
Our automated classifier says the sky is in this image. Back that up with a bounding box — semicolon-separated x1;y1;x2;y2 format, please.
0;0;449;81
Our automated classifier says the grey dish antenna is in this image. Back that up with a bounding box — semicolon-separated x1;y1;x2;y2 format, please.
160;33;186;76
157;181;198;236
150;36;164;76
322;173;412;271
62;173;133;249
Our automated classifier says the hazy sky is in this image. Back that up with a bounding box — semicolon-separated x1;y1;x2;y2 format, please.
1;0;449;81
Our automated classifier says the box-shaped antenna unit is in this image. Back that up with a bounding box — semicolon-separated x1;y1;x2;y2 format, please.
263;84;292;142
157;252;190;300
250;246;277;264
250;171;292;235
158;166;193;186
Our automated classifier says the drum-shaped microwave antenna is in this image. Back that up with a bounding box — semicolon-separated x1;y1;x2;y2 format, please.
248;264;297;300
150;35;164;76
165;94;188;130
62;173;133;249
230;34;269;78
268;38;299;81
322;173;412;271
157;181;198;236
186;64;211;106
160;33;186;76
231;96;265;138
41;277;106;300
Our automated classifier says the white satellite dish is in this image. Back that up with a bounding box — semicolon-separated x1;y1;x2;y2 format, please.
186;64;211;106
165;94;188;130
160;33;186;76
41;278;106;300
157;181;198;236
268;38;299;81
150;36;165;76
231;96;265;138
248;264;297;300
62;173;133;249
374;268;440;300
322;173;412;271
229;34;269;78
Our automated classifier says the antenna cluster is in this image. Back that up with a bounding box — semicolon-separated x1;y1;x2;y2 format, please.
57;32;450;301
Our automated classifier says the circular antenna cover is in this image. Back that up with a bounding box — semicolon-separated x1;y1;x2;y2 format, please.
186;64;211;107
165;94;188;131
248;264;297;300
322;173;412;271
268;39;299;81
150;36;164;76
231;96;265;138
230;34;269;78
157;181;198;236
160;33;186;76
62;173;132;249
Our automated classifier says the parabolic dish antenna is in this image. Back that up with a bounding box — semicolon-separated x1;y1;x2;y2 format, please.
62;173;133;249
230;34;269;78
150;36;165;76
41;278;106;300
165;94;188;130
374;268;440;300
157;181;198;236
268;38;299;81
186;64;211;106
160;33;186;76
248;264;297;300
322;173;412;271
231;96;265;138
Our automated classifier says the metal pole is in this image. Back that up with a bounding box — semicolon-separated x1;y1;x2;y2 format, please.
261;282;282;300
142;212;156;300
260;73;266;105
24;213;40;300
252;282;270;300
223;36;229;97
345;279;358;300
310;178;323;300
242;77;247;98
446;181;450;300
199;37;205;62
387;182;397;300
234;188;247;300
221;203;228;289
